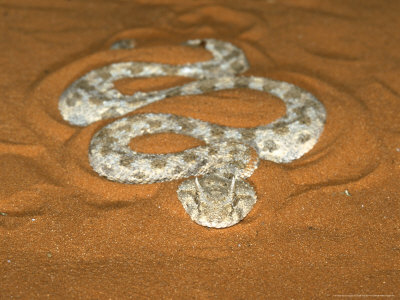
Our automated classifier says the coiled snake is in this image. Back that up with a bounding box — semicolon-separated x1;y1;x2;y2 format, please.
59;39;326;228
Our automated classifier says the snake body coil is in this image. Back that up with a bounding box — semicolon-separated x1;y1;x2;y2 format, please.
59;39;326;228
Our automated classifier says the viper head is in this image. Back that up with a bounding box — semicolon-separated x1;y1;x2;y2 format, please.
194;175;237;228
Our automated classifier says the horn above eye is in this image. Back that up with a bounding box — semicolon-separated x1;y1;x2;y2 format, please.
195;177;210;204
222;176;236;206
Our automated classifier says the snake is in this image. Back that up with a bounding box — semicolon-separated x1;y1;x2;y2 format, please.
58;39;326;228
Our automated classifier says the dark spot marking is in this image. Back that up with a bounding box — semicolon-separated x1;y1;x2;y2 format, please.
89;97;105;105
299;115;311;125
272;122;290;135
229;148;240;156
284;86;303;99
213;42;226;53
97;69;112;81
101;108;120;119
174;166;183;174
152;65;174;76
235;77;249;88
120;156;134;167
65;94;79;106
231;160;246;170
240;129;255;141
95;128;117;143
210;127;225;138
262;81;278;92
264;140;278;152
166;87;182;97
117;124;132;132
224;49;241;61
151;159;167;169
298;134;311;144
177;118;196;132
147;119;162;130
183;152;197;163
197;80;215;92
128;64;144;74
100;144;113;156
231;61;245;73
101;165;113;174
294;107;312;125
133;171;146;180
75;79;95;92
305;98;321;111
208;147;219;156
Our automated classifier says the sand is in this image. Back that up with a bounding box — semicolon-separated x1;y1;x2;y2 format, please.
1;0;399;298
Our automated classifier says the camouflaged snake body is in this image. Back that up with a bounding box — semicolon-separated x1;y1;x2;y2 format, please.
59;39;326;228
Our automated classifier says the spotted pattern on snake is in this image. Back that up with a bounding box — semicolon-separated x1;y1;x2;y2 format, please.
59;39;249;126
59;39;326;228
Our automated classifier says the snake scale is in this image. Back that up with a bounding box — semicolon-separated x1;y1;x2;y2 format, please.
59;39;326;228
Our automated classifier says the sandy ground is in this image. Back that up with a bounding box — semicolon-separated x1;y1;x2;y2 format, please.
1;0;399;298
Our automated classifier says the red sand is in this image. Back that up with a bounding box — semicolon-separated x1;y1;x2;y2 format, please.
1;0;399;298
